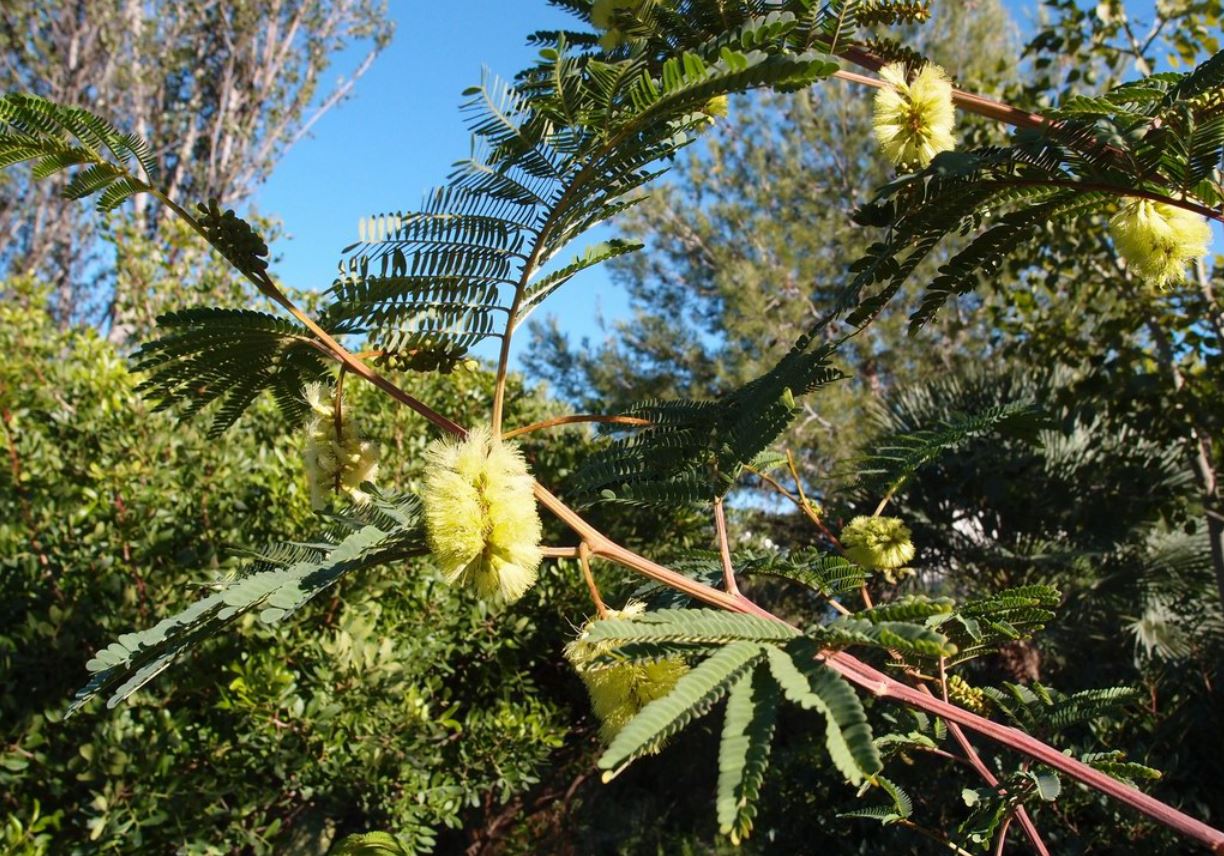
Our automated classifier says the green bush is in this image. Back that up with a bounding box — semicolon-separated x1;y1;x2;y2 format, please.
0;289;604;853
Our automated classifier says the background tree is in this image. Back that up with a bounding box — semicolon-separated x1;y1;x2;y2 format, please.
0;0;392;329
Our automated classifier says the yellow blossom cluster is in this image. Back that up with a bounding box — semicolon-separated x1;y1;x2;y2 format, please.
1108;198;1212;288
420;426;543;603
301;383;379;511
872;62;956;168
566;601;689;741
840;515;915;571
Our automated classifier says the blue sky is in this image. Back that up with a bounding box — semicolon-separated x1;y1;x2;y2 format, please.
253;1;1048;369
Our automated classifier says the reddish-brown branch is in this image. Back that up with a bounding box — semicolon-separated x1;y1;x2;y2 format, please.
834;66;1050;134
837;47;1050;130
578;542;607;619
530;481;1224;851
502;414;650;439
938;659;1049;855
713;496;742;598
997;178;1224;224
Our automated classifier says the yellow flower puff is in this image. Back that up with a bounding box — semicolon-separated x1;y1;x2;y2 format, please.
1108;198;1212;288
421;426;543;603
873;62;956;168
301;383;379;511
841;515;915;571
566;601;689;742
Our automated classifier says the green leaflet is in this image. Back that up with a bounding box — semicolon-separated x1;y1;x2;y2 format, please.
816;616;958;659
583;608;800;645
0;93;155;211
131;307;335;436
71;494;428;714
765;639;882;786
571;343;842;508
855;595;955;624
716;665;779;844
598;641;765;773
840;775;914;826
855;401;1046;499
932;584;1061;665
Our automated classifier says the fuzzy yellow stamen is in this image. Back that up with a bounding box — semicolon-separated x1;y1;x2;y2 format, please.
301;383;379;511
872;62;956;168
1107;198;1212;288
841;515;915;571
566;601;689;742
421;426;543;603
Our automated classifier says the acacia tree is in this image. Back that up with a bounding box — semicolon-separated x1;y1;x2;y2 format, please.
3;1;1224;853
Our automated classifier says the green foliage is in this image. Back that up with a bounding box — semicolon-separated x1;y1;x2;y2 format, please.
846;46;1224;330
0;297;605;852
716;666;779;843
3;2;1222;853
583;607;800;645
131;308;336;435
571;341;842;507
71;491;429;714
600;640;765;774
854;401;1044;497
932;585;1061;667
764;640;881;786
0;93;154;211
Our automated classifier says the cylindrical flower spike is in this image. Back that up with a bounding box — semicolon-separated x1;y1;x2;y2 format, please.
566;602;689;742
841;515;915;571
872;62;956;168
302;383;379;511
1108;198;1211;288
421;426;543;603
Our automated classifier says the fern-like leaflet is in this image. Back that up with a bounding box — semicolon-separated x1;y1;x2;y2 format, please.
70;492;428;713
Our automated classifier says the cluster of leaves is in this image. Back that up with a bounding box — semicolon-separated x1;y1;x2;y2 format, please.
845;48;1224;329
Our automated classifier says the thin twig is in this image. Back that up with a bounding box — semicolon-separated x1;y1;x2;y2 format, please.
713;496;742;598
994;813;1015;856
332;366;346;494
938;658;1050;856
893;819;978;856
578;542;607;618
